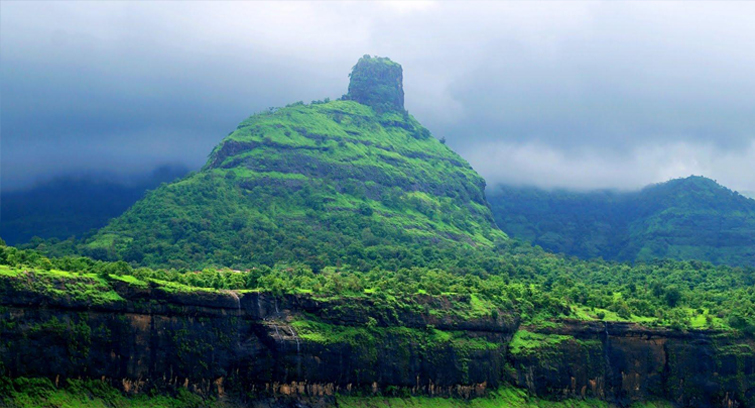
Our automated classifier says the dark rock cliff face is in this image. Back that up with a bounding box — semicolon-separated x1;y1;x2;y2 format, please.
509;321;755;407
0;282;516;400
345;55;404;113
1;284;753;407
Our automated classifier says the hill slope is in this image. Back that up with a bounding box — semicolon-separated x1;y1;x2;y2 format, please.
85;56;504;269
488;176;755;266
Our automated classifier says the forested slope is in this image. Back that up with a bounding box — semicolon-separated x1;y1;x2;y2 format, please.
488;176;755;266
78;56;504;270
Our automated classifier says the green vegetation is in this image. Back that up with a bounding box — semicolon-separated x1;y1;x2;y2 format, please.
4;233;755;333
338;386;674;408
488;176;755;267
508;330;574;356
65;96;503;271
1;377;207;408
11;56;752;334
0;378;676;408
3;56;755;407
0;264;125;307
290;319;498;353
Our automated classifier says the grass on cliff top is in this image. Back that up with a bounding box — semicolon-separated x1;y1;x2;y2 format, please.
0;265;125;306
338;386;675;408
569;305;656;324
508;330;574;356
290;318;500;353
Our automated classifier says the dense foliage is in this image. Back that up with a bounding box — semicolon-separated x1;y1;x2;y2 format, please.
3;238;755;333
64;97;503;270
488;176;755;267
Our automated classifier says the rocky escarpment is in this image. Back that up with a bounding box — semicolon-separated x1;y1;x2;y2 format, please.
1;277;754;407
0;277;516;402
345;55;404;113
509;321;755;407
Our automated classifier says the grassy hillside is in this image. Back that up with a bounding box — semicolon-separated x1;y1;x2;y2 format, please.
488;176;755;266
78;56;504;270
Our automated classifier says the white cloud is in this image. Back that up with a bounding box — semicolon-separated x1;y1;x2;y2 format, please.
465;141;755;193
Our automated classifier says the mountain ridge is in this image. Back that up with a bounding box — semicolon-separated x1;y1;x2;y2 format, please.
488;175;755;266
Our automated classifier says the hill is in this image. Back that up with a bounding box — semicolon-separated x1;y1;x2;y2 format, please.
488;176;755;266
82;56;505;269
0;165;188;246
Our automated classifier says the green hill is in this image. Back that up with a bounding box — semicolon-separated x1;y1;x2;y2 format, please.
488;176;755;266
84;56;505;269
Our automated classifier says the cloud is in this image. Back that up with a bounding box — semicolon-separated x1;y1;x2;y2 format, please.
465;140;755;193
2;1;754;192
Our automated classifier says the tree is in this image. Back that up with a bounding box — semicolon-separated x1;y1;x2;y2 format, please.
664;285;682;307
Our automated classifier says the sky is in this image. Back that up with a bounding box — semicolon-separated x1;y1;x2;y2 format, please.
2;1;755;193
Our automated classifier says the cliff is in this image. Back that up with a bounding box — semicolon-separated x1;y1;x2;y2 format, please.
509;321;755;407
1;273;753;407
0;273;516;403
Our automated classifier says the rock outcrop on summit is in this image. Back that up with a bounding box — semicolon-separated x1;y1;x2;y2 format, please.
345;55;405;112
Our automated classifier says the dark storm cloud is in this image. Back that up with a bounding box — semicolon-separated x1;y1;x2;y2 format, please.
2;2;755;192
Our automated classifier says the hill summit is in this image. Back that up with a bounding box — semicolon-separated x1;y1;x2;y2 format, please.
488;175;755;266
85;56;505;269
345;55;404;112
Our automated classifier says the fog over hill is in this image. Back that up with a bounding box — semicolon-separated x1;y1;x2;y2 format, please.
3;2;755;193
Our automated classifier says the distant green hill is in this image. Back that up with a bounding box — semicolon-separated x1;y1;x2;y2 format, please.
488;176;755;266
0;165;187;246
83;56;505;269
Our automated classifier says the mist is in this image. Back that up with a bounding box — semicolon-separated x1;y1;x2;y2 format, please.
2;1;754;192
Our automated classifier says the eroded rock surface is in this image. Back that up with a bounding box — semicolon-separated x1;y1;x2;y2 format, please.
1;281;753;407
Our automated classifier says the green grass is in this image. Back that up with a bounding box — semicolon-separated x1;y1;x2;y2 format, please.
2;378;209;408
1;379;678;408
109;274;149;288
290;318;499;354
82;97;506;270
0;266;125;306
509;330;574;355
569;305;656;324
337;386;675;408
